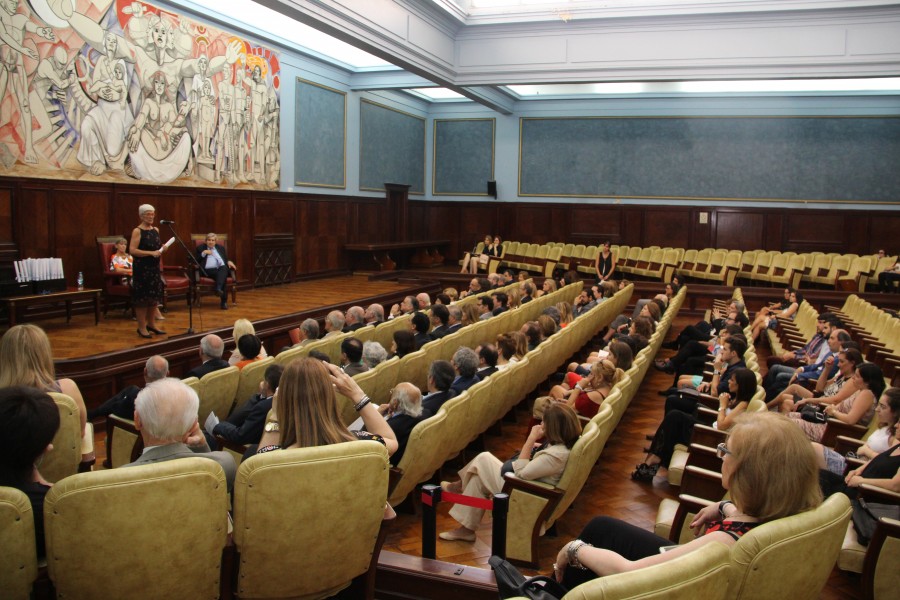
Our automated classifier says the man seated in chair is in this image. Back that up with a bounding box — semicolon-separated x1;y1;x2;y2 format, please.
213;363;283;450
186;334;229;380
124;378;237;491
196;233;236;310
87;355;169;421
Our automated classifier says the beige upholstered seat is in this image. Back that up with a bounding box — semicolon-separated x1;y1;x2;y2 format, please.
726;493;852;599
838;485;900;600
44;458;229;599
233;442;390;599
197;365;240;422
233;356;274;411
103;414;143;468
559;541;732;600
41;393;82;483
0;486;38;599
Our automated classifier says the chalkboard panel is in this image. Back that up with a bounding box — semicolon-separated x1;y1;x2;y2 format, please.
295;79;346;188
519;117;900;202
360;100;425;193
433;119;495;195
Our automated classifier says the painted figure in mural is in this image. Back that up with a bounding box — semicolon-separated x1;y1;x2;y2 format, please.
125;70;192;183
196;78;216;160
247;57;267;183
263;87;279;189
231;62;249;183
0;0;57;164
77;32;134;175
31;45;74;149
214;81;234;182
48;1;241;182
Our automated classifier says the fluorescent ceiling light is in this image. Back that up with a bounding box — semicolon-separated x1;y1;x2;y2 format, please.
173;0;391;69
409;88;468;99
507;79;900;96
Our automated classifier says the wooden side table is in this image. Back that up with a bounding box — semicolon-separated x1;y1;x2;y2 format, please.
1;288;102;327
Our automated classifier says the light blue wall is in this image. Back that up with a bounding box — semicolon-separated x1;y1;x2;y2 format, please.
162;1;900;210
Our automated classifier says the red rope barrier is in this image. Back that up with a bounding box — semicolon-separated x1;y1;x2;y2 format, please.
422;490;494;511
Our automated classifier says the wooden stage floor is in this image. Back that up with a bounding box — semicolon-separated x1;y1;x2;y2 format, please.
38;275;417;360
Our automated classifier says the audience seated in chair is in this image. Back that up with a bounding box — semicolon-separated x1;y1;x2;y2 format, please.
344;305;366;332
450;346;481;395
377;382;426;467
421;360;456;417
185;334;229;379
123;378;237;491
227;318;268;365
292;318;319;348
88;355;168;421
340;337;368;376
0;386;60;559
213;363;283;448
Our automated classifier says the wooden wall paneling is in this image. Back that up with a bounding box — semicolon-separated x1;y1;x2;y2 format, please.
114;187;194;276
868;215;900;254
512;204;558;243
52;185;113;288
304;198;348;273
784;212;844;251
294;196;308;275
231;193;253;284
644;207;692;249
0;184;13;243
687;208;712;250
455;203;501;242
841;215;870;256
570;205;623;244
15;184;51;263
714;210;765;250
622;207;643;247
351;199;391;244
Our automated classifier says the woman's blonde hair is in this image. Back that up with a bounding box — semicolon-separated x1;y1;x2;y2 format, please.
0;324;57;390
461;303;480;326
277;358;355;448
233;319;256;343
726;412;822;522
556;301;574;325
591;359;624;388
542;403;582;449
506;287;521;309
543;279;558;293
443;287;459;301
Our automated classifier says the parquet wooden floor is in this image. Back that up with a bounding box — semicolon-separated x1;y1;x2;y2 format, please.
85;310;864;599
23;276;410;359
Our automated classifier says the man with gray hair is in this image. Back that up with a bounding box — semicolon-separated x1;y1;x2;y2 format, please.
88;355;169;421
343;305;366;332
293;318;320;347
362;341;389;369
323;310;345;338
450;346;480;395
446;305;463;335
124;378;237;491
416;293;431;311
376;382;425;466
364;303;385;327
186;334;228;379
421;360;456;416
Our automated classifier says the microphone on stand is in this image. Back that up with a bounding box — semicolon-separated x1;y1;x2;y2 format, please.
160;219;176;224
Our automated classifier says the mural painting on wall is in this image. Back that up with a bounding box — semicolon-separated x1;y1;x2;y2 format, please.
0;0;280;189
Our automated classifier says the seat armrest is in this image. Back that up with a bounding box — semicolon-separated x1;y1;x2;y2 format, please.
833;435;865;455
215;435;250;456
689;423;728;448
679;466;725;502
501;474;564;501
821;419;868;448
859;484;900;505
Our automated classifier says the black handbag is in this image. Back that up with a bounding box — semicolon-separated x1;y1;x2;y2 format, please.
800;404;827;423
851;498;900;546
489;555;566;600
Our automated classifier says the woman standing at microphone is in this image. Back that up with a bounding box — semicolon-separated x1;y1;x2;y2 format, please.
130;204;166;338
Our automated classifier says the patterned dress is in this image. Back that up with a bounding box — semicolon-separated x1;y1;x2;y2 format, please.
132;228;164;306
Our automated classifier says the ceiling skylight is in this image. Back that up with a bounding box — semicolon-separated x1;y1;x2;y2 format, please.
507;79;900;97
409;88;468;100
172;0;392;69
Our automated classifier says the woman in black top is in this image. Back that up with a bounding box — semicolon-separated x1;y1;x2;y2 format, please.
594;240;616;283
130;204;167;338
0;386;61;559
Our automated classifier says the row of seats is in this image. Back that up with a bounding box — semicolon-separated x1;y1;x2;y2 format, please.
498;285;688;565
465;240;896;293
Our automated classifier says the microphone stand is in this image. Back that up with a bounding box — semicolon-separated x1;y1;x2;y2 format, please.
163;222;201;335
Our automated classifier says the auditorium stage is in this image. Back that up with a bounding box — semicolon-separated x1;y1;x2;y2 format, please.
45;274;441;409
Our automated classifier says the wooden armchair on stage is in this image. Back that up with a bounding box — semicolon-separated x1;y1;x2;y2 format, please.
190;233;238;306
159;252;191;311
96;236;131;315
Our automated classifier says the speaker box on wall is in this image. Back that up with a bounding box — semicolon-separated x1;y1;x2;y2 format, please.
487;180;497;199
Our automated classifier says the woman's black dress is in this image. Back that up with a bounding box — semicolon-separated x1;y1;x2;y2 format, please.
132;228;164;306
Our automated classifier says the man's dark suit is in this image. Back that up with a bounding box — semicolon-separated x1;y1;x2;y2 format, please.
186;358;229;380
196;243;231;303
421;389;455;417
451;374;479;396
413;332;431;350
429;325;449;339
445;323;462;335
385;412;426;466
212;393;273;446
476;366;498;381
343;322;365;332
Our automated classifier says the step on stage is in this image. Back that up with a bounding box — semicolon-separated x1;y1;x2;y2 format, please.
48;275;440;411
